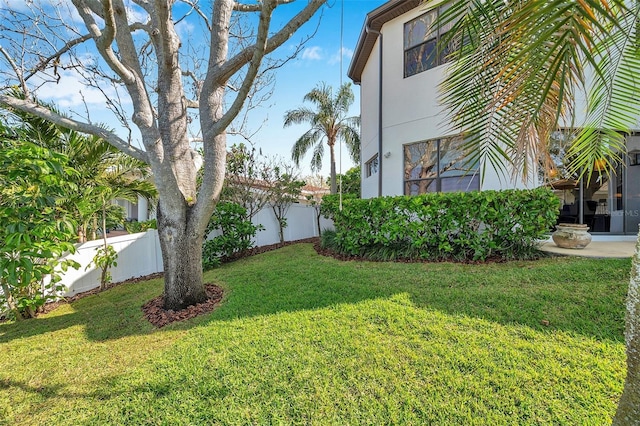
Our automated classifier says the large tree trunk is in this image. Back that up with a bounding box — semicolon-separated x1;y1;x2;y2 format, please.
613;233;640;424
157;203;208;310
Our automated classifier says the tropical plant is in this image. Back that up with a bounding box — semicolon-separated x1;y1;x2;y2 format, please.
439;0;638;421
4;102;157;243
331;166;361;197
202;201;260;270
265;162;305;243
0;124;79;319
284;83;360;194
86;244;118;291
223;143;272;223
124;219;158;234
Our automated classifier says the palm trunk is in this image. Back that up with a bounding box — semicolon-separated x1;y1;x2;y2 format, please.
91;215;97;241
613;233;640;424
329;140;337;194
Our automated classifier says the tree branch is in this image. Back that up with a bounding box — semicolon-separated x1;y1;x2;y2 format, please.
214;0;326;84
0;95;149;164
71;0;136;84
177;0;212;32
233;0;295;13
210;0;326;136
0;46;28;96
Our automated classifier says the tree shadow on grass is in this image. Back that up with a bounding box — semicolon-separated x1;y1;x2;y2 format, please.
0;243;630;344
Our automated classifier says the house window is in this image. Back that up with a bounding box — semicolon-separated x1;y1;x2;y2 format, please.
365;154;379;177
404;3;458;77
403;135;479;195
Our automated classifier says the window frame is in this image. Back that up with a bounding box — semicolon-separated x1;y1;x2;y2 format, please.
365;154;379;178
403;136;479;195
403;3;457;78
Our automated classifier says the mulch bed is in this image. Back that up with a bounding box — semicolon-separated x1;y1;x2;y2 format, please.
141;283;224;328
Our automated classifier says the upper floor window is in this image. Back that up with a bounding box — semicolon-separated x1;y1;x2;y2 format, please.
365;154;379;177
403;135;479;195
404;3;457;77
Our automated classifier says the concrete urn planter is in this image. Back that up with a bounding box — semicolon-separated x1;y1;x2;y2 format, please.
552;223;592;249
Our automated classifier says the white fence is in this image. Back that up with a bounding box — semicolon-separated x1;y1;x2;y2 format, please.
60;204;333;296
61;229;164;296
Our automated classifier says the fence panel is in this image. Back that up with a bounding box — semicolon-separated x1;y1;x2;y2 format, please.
58;205;333;296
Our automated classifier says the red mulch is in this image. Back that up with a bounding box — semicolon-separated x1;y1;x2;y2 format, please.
141;283;224;328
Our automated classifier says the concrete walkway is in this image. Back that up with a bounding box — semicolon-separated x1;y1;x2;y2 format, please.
539;236;637;258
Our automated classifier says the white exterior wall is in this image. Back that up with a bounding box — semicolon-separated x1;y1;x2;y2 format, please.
360;37;382;199
358;6;534;198
250;204;334;247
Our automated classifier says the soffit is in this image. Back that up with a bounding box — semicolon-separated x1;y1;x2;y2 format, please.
347;0;422;84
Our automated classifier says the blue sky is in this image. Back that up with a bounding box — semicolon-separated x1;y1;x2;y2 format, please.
2;0;387;179
227;0;387;179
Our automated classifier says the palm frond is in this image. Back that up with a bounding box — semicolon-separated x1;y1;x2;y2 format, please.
291;129;322;167
440;0;628;181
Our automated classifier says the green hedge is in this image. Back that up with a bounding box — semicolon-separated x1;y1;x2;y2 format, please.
322;188;560;261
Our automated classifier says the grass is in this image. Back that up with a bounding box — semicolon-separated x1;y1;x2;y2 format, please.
0;243;630;425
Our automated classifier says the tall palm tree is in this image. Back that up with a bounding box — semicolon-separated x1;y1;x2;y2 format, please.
439;0;638;422
284;82;360;194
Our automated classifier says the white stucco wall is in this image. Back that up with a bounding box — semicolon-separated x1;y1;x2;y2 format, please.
357;5;536;199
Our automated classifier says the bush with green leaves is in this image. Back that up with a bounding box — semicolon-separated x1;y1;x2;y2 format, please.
202;202;261;270
0;137;80;319
85;244;118;291
322;188;560;261
124;219;157;234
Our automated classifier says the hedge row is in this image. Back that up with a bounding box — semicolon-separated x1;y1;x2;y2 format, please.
322;188;559;261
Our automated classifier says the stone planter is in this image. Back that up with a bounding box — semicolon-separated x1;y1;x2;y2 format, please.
552;223;592;249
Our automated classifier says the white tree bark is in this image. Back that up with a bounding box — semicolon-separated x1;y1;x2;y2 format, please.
0;0;327;310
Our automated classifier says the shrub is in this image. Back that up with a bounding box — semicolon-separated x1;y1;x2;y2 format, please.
322;188;560;262
320;193;358;219
320;228;339;251
0;140;80;319
124;219;157;234
202;202;261;270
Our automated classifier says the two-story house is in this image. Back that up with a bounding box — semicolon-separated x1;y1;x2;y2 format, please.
348;0;640;235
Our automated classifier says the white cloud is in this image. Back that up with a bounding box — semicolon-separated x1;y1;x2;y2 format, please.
329;47;354;65
37;68;125;109
125;0;149;24
301;46;324;61
175;19;195;39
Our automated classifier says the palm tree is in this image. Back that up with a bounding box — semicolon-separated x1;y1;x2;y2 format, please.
439;0;638;422
5;100;157;242
284;82;360;194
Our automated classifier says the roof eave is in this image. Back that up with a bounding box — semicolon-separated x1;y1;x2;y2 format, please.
347;0;423;84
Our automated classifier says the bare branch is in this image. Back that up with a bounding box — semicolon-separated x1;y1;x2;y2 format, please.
24;34;93;82
210;0;326;135
71;0;136;84
0;94;148;164
233;0;296;12
0;46;27;95
176;0;211;32
213;0;326;83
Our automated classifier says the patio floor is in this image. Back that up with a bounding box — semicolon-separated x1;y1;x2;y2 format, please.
539;236;637;258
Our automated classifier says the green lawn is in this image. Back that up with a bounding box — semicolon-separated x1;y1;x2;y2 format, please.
0;244;629;425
